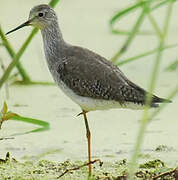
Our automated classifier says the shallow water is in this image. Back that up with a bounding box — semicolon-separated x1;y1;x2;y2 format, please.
0;0;178;167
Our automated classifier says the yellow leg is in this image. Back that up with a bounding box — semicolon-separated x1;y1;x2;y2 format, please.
82;110;92;176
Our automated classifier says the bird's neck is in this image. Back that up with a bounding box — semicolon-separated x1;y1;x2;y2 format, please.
41;22;67;66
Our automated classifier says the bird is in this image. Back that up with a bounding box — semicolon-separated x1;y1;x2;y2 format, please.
6;4;171;176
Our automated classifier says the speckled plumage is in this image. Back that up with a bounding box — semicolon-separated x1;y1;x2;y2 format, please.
57;46;146;104
34;5;171;111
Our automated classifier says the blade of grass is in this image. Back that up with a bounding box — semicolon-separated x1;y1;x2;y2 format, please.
0;26;31;82
0;0;60;90
150;85;178;121
0;28;38;90
109;0;154;36
109;1;145;25
13;80;55;86
0;58;9;98
49;0;60;7
146;2;173;97
165;58;178;71
109;0;171;38
147;13;162;38
10;115;50;135
117;44;177;66
151;0;171;11
128;1;174;179
110;0;171;63
110;29;152;36
110;0;151;63
0;102;50;135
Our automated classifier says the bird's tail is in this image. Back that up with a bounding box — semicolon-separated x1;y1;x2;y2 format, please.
125;78;172;107
150;95;172;107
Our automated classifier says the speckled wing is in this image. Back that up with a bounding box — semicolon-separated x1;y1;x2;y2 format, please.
57;46;163;106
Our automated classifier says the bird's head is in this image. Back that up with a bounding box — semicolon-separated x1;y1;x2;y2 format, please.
6;4;57;35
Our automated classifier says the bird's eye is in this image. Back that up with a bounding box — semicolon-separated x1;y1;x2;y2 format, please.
38;12;44;17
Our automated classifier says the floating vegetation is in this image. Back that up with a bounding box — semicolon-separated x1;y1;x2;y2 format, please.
0;153;177;180
155;145;175;152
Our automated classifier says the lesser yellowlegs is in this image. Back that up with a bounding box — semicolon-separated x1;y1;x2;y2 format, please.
6;4;171;176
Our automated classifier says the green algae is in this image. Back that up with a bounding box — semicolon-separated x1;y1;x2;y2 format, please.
0;153;177;180
155;145;175;152
139;159;165;169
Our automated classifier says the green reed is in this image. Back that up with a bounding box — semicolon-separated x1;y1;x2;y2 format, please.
128;0;175;179
0;102;50;136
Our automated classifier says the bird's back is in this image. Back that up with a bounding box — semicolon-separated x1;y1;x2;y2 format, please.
54;45;170;109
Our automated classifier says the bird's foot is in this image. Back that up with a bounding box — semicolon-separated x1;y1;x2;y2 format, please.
76;111;88;117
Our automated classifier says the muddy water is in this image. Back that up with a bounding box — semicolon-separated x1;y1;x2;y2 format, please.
0;0;178;166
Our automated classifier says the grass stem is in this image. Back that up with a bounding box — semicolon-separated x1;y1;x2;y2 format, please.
147;13;163;38
0;27;31;82
128;1;174;179
117;44;177;66
110;0;151;63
